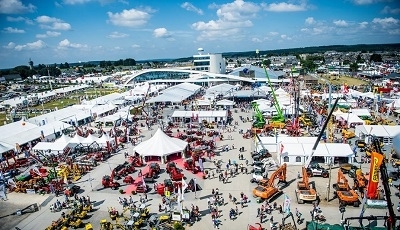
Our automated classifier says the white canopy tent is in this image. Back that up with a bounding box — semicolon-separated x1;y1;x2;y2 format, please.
81;134;100;145
133;128;187;162
279;143;354;165
338;114;365;128
32;142;70;154
355;125;400;145
216;99;235;106
55;135;71;144
0;142;14;156
68;134;86;145
98;133;113;146
196;99;211;106
171;110;228;123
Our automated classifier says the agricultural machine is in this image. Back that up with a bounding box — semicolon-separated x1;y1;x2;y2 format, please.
113;162;136;180
253;163;287;201
183;159;198;174
128;153;144;167
102;172;120;190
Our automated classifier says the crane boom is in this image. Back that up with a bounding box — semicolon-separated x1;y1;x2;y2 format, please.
373;138;396;229
251;102;266;128
304;97;340;168
267;163;286;187
262;65;284;122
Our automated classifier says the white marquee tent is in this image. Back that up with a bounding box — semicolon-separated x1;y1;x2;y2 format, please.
133;128;187;161
32;142;70;154
216;99;235;106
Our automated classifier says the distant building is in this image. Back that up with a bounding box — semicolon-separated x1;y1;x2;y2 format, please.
1;74;22;82
192;51;226;74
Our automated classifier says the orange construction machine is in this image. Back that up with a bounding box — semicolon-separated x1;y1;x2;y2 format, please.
333;169;360;207
295;167;317;204
253;163;287;201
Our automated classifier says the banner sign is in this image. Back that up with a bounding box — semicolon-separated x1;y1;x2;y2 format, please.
366;152;383;199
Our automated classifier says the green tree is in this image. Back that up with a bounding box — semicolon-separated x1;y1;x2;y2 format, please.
12;65;30;79
262;59;271;67
300;59;317;72
349;62;359;74
369;53;382;62
59;63;65;69
64;62;70;68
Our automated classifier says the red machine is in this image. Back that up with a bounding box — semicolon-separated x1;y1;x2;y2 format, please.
123;175;135;184
248;223;262;230
166;162;177;174
29;167;49;178
128;154;144;167
102;172;120;190
113;162;136;180
169;167;184;181
156;179;180;195
183;159;198;174
135;181;148;193
149;163;161;175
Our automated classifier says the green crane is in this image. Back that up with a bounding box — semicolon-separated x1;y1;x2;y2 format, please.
251;102;266;128
262;65;285;122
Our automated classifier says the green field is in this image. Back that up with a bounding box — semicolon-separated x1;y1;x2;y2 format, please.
318;74;368;86
0;88;121;126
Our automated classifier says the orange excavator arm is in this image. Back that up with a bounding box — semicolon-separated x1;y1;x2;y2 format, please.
302;167;309;189
338;169;349;189
267;163;287;187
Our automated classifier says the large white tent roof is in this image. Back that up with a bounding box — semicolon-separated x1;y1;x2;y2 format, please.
205;83;235;96
355;125;400;138
146;83;201;103
216;99;235;106
0;142;14;155
133;128;187;157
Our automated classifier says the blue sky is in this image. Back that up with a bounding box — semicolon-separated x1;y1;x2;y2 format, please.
0;0;399;69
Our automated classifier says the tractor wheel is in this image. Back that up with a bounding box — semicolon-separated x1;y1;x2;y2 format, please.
322;173;328;178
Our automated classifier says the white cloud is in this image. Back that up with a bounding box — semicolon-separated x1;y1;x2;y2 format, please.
108;31;129;38
389;29;400;34
181;2;203;15
333;20;348;27
0;0;36;14
372;17;399;28
153;28;171;38
352;0;377;5
3;42;15;49
36;31;61;38
280;34;292;40
269;31;279;36
107;8;152;27
312;27;323;34
62;0;91;4
251;37;262;43
6;16;33;24
305;17;315;25
113;46;122;50
14;40;46;51
300;28;309;32
58;39;87;49
192;0;259;40
36;16;72;30
359;21;368;28
262;2;307;12
2;27;25;33
132;44;140;48
381;6;400;14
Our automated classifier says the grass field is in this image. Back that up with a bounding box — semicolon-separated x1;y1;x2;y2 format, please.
0;88;119;126
318;74;368;86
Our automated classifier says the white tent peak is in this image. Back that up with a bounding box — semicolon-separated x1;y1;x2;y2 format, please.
133;128;187;157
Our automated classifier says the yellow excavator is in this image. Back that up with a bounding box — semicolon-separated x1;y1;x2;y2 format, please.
295;167;317;204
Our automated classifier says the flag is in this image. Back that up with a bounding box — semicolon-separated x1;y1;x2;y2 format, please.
358;194;368;225
141;175;146;190
283;194;291;214
366;152;383;199
181;178;188;200
177;186;183;214
280;142;284;155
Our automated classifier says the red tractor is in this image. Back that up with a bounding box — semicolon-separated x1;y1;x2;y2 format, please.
113;162;135;180
149;162;161;175
183;159;198;174
169;167;184;181
129;155;144;167
102;175;120;190
135;181;148;193
123;175;135;184
166;162;177;174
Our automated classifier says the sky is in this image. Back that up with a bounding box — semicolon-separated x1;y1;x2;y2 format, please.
0;0;399;69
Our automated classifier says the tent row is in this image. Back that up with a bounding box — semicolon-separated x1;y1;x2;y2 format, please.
355;125;400;145
171;110;228;122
